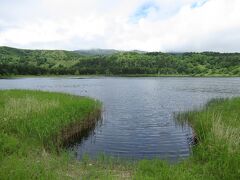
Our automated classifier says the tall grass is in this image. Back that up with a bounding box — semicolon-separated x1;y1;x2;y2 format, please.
0;90;119;179
0;90;101;146
0;90;135;179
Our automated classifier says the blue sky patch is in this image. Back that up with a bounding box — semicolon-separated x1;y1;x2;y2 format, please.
191;0;208;9
130;1;159;23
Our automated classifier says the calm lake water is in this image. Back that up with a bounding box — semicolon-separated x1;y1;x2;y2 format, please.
1;77;240;162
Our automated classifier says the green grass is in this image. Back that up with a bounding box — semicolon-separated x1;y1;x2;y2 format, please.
0;90;240;179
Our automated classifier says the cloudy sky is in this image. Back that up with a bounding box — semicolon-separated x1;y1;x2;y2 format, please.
0;0;240;52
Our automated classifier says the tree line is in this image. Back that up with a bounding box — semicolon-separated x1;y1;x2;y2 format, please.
1;46;240;76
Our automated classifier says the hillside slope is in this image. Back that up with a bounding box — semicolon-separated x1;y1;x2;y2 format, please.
1;46;240;76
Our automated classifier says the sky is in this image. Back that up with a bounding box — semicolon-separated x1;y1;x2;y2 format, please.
0;0;240;52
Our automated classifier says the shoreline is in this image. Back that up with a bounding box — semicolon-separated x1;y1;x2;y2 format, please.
1;74;240;79
0;90;239;179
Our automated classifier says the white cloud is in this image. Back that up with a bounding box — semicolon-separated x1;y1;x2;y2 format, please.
0;0;240;52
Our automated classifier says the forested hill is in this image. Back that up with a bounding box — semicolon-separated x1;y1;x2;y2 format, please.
74;49;146;56
1;46;240;76
74;49;120;56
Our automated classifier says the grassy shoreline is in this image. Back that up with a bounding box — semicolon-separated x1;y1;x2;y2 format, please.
0;90;107;179
134;98;240;179
0;90;239;179
1;74;240;79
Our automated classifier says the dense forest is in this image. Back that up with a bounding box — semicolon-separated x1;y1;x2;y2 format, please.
1;46;240;76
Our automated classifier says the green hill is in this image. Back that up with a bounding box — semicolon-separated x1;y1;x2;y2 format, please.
0;46;240;76
74;49;120;56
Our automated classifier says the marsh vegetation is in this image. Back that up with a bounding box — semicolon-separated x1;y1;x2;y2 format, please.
0;90;104;179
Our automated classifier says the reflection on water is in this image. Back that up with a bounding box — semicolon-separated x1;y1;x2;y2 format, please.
1;77;240;162
62;113;103;148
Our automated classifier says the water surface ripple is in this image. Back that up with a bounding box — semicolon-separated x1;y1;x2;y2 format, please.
1;77;240;162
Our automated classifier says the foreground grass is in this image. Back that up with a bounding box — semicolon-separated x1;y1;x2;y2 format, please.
0;90;132;179
0;90;239;179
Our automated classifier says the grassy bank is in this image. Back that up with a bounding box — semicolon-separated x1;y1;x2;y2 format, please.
134;98;240;179
0;90;239;179
0;90;124;179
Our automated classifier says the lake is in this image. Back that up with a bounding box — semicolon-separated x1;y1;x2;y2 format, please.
1;77;240;162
